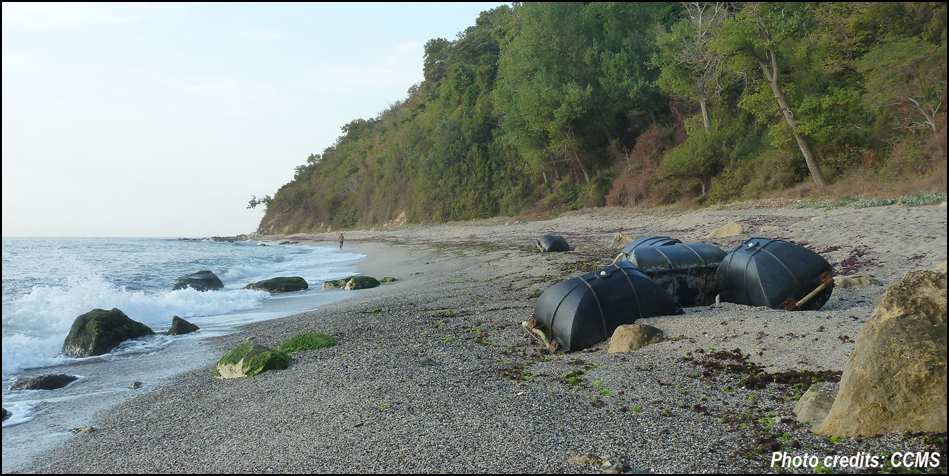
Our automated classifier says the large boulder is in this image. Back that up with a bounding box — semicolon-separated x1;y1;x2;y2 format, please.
10;373;79;390
816;269;947;436
167;315;199;336
172;270;224;292
62;308;155;357
245;277;308;293
607;324;664;353
214;343;290;379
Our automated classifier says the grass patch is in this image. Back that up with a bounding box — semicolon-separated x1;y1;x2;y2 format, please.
794;191;946;209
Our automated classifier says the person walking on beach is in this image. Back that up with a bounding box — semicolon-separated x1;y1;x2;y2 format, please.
338;233;344;249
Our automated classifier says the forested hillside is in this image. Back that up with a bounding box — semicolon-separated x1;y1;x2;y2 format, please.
255;2;947;233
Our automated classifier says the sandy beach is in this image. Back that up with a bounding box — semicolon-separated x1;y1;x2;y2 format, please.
20;200;948;473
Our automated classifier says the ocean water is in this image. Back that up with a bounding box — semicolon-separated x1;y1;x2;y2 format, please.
1;237;365;471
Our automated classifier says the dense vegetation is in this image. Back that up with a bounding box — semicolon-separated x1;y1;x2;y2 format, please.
255;2;947;233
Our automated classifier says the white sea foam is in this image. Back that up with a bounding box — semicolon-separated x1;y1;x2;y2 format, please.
2;237;367;472
1;238;364;379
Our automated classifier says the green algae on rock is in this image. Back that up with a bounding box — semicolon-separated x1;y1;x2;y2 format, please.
277;333;337;353
168;315;200;335
62;308;155;357
244;276;309;293
215;343;290;379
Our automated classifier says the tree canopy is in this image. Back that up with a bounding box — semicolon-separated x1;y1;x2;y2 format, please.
257;2;947;234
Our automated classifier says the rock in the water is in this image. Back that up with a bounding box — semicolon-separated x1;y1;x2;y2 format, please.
172;270;224;292
10;373;79;391
277;333;337;353
816;269;947;436
62;308;155;357
344;275;381;290
168;315;200;336
607;324;664;353
2;408;9;422
706;222;743;238
793;382;838;428
244;276;309;293
215;343;290;379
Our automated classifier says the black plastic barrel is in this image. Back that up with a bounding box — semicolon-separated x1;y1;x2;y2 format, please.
622;236;727;307
531;261;683;352
716;238;835;310
536;235;570;252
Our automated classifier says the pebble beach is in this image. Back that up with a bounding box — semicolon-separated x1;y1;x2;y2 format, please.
22;200;948;473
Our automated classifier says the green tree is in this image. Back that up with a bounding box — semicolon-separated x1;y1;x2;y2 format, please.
496;2;666;189
654;2;728;131
858;37;947;134
713;2;828;188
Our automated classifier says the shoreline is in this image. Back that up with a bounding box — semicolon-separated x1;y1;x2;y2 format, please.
22;203;948;473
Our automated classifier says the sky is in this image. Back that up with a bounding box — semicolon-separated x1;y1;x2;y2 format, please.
1;2;508;237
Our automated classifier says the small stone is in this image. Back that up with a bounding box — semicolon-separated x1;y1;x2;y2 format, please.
568;453;603;466
706;222;743;238
834;275;882;289
129;381;143;390
609;233;635;250
417;357;442;367
608;324;664;353
603;462;630;474
70;426;97;434
793;382;837;428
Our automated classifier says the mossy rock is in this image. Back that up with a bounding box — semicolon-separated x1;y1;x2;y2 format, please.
380;277;398;283
277;333;337;353
344;275;380;290
215;343;290;378
245;276;309;293
62;308;155;357
168;315;199;336
172;270;224;292
321;276;355;290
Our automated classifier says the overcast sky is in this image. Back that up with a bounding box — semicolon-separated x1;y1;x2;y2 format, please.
1;2;507;237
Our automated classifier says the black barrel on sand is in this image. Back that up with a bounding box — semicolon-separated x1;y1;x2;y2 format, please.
716;238;835;311
622;236;727;307
536;235;570;252
529;261;683;352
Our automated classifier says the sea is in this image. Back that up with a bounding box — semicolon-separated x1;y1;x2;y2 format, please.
1;236;366;472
